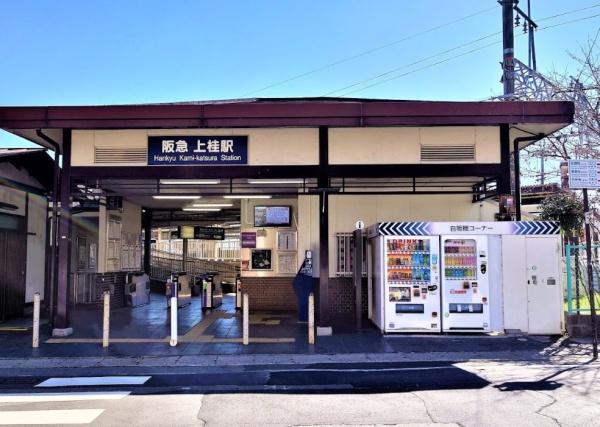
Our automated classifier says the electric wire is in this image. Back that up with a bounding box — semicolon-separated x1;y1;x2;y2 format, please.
322;31;502;96
237;5;498;97
536;2;600;22
333;12;600;97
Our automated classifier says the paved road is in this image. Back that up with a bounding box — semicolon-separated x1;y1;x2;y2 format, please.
0;359;599;426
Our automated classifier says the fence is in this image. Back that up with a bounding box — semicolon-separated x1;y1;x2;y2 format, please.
335;232;367;277
565;243;600;314
150;250;240;284
154;239;240;261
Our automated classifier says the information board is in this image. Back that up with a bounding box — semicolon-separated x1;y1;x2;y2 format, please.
194;226;225;240
568;159;600;189
254;206;291;227
178;225;194;239
241;232;257;248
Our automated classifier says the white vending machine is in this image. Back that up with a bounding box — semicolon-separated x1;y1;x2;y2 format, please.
367;221;563;335
440;235;490;332
372;235;441;332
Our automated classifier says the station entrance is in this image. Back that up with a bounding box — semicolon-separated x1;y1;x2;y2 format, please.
62;177;315;346
0;97;574;349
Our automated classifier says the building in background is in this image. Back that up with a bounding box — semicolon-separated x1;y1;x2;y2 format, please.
0;148;52;320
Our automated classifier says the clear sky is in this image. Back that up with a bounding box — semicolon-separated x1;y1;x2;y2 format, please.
1;0;599;148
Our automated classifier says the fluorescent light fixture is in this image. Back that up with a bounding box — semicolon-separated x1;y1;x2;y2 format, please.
182;208;221;212
223;195;272;199
225;233;240;237
160;179;221;185
247;179;304;185
191;203;233;208
227;223;241;227
153;195;201;200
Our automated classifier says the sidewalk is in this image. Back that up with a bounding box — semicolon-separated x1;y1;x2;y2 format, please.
0;324;594;369
1;295;593;369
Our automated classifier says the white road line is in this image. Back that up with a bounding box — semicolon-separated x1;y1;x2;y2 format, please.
0;409;104;425
0;391;130;402
35;376;151;388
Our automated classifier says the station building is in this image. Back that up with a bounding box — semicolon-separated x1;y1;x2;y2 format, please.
0;98;574;335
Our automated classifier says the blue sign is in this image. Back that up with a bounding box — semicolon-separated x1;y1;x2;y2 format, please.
148;136;247;165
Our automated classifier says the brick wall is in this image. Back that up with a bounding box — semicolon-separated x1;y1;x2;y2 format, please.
327;277;368;315
241;277;297;311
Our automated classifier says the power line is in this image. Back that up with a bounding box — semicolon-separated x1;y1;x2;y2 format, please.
335;13;600;97
237;5;498;97
326;4;600;97
323;31;501;96
537;2;600;22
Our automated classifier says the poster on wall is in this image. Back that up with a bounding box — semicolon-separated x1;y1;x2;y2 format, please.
251;249;272;270
277;253;297;275
89;243;97;270
277;231;296;251
241;232;257;248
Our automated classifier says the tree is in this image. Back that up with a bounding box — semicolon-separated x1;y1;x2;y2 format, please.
521;34;600;182
538;192;584;240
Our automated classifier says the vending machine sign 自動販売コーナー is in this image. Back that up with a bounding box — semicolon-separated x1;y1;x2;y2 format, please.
379;236;441;332
441;235;490;332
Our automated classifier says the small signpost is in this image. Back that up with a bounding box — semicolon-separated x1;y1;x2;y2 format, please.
568;159;599;359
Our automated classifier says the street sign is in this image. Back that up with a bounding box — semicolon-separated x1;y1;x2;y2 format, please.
568;159;600;189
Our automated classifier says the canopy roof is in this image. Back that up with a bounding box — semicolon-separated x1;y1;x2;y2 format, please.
0;97;574;151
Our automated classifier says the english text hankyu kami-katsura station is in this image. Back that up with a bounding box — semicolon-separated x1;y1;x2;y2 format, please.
0;98;575;341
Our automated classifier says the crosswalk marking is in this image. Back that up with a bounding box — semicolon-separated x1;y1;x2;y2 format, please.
35;376;151;388
0;391;130;402
0;409;104;425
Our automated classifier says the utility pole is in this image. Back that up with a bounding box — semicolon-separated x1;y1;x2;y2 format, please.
583;189;598;359
501;0;516;98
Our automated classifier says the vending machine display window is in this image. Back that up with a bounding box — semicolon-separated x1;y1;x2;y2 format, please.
443;239;477;280
386;238;431;284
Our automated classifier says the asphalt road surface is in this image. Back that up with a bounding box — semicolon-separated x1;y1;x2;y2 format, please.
0;360;598;426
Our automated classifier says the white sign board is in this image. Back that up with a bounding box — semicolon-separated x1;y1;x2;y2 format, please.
568;159;600;189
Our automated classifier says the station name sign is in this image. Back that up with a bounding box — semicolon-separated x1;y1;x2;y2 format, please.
148;136;248;165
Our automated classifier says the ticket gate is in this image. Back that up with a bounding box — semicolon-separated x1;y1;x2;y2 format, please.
166;272;192;308
235;276;242;310
201;272;223;310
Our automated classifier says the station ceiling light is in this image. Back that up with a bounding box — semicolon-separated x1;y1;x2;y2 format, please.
160;179;221;185
247;179;303;185
223;195;272;199
191;203;234;208
153;195;201;200
182;207;221;212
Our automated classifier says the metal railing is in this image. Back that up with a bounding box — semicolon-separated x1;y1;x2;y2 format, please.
150;250;240;284
565;243;600;314
153;239;240;261
335;232;367;277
